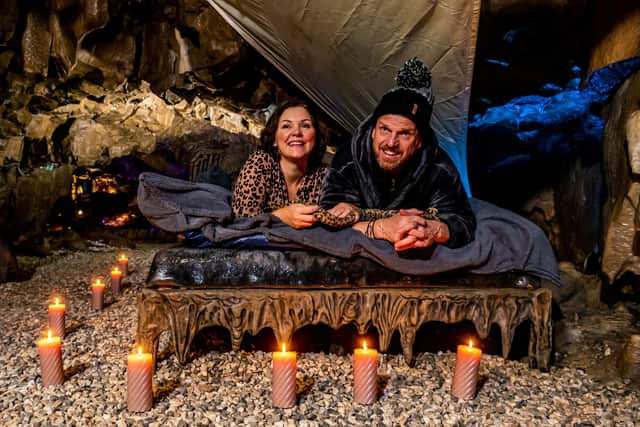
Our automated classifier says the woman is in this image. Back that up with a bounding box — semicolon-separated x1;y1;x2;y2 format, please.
232;99;328;228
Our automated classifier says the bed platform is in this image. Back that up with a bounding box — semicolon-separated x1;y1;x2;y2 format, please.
137;247;553;370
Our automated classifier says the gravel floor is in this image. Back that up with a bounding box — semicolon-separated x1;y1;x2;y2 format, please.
1;244;639;426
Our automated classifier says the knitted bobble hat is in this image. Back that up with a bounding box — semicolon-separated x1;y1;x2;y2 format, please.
371;57;434;135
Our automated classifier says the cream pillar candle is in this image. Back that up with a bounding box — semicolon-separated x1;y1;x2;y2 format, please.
353;340;378;404
37;329;64;386
272;343;296;408
117;254;129;276
110;266;123;296
91;278;105;310
47;297;66;338
451;340;482;400
127;346;153;412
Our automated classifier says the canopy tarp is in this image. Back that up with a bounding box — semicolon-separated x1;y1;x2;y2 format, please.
205;0;481;194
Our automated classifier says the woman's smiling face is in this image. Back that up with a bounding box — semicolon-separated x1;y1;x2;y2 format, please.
275;106;316;163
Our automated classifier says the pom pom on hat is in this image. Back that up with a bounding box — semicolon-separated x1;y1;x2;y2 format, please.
395;57;434;106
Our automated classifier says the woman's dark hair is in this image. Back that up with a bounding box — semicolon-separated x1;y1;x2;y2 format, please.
259;99;327;168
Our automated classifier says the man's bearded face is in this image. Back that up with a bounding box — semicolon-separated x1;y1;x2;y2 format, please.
371;114;422;175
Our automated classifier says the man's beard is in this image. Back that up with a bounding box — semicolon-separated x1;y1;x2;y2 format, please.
376;146;405;174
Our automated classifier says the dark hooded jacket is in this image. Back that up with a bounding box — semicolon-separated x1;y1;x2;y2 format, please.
320;116;476;248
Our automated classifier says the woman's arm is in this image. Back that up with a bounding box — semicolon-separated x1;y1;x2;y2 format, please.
232;152;270;217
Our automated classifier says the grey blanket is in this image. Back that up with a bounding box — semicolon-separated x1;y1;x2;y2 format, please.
138;172;561;285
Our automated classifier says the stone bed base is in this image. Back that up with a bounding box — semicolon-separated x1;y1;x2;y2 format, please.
137;284;552;370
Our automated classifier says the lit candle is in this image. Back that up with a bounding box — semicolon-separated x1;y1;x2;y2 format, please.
110;266;123;297
91;278;105;310
451;340;482;400
353;340;378;404
118;254;129;276
127;346;153;412
272;343;296;408
37;329;64;386
47;297;66;338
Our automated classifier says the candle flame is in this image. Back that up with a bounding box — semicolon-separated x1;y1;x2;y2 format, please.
112;266;121;274
94;278;102;286
119;254;127;261
469;340;473;349
138;346;143;357
281;343;286;353
47;329;52;341
363;340;367;352
54;297;59;305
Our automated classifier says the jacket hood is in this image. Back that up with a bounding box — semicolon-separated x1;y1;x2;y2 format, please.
351;114;439;209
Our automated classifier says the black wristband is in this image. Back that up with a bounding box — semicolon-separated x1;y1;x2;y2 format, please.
365;219;376;238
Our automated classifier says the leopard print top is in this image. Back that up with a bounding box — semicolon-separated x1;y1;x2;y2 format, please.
232;150;327;217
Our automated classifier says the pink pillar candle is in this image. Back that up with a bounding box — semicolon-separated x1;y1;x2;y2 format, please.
118;254;129;276
47;297;66;338
110;267;123;296
353;340;378;404
127;346;153;412
91;278;105;310
272;344;296;408
37;330;64;386
451;340;482;400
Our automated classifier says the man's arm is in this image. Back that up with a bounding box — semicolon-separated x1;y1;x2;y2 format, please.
425;161;476;248
353;214;446;251
356;154;474;251
319;147;363;210
375;151;475;250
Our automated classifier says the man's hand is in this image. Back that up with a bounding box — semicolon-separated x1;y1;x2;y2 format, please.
373;214;427;242
327;202;362;222
371;215;449;251
394;219;449;251
272;204;320;229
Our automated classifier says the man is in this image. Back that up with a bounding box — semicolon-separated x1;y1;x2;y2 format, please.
320;58;475;251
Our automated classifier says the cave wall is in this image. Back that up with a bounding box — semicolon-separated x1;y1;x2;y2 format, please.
597;0;640;283
0;0;282;266
588;0;640;74
470;0;640;272
2;0;250;93
470;0;593;266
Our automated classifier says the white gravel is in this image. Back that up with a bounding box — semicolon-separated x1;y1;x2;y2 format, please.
1;244;639;426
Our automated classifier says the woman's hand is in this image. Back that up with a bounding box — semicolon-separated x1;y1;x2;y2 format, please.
272;204;320;229
327;202;362;222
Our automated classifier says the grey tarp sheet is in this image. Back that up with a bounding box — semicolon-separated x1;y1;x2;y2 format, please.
204;0;481;194
137;172;561;285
